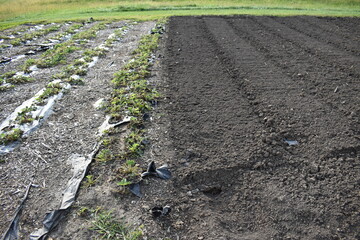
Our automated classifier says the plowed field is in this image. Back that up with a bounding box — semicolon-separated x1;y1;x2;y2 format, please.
150;15;360;239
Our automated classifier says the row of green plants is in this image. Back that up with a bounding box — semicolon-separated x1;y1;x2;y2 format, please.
0;22;106;92
0;23;132;145
9;24;62;46
91;20;165;192
80;20;166;240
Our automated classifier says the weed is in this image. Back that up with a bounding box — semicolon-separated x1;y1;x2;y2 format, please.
90;210;142;240
37;42;79;68
95;149;113;162
102;137;114;147
0;44;11;49
77;206;90;217
0;84;14;91
66;23;83;34
83;175;96;188
64;76;84;85
118;160;140;179
84;47;107;57
117;178;132;186
22;58;36;73
0;128;23;144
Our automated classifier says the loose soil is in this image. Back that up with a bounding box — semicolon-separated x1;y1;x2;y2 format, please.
1;15;360;240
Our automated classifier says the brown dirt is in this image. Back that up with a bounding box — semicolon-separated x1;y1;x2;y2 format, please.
121;15;360;240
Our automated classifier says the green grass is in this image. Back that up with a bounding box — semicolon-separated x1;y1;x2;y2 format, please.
0;0;359;29
90;210;143;240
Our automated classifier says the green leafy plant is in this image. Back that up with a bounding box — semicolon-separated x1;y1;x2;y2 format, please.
83;175;96;188
7;75;34;84
0;128;23;144
15;106;37;124
36;82;63;103
95;149;113;162
117;178;132;186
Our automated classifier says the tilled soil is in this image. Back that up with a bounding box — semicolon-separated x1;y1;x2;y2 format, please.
134;16;360;240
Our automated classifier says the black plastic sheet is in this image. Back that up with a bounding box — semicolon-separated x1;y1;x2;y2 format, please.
2;184;33;240
29;143;101;240
141;161;171;180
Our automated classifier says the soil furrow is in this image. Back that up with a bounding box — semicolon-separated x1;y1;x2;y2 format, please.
261;16;360;77
226;16;360;126
280;16;360;55
146;16;360;239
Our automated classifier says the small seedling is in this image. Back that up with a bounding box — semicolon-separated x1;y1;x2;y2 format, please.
0;128;23;144
117;178;132;186
15;106;37;124
77;206;90;217
8;75;34;84
82;175;96;188
95;149;113;162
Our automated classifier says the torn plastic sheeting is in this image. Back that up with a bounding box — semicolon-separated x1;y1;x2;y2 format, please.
151;205;171;218
87;56;99;68
2;184;34;240
0;81;71;153
129;182;142;198
141;161;171;180
0;57;11;64
0;80;70;134
30;144;101;240
128;161;171;198
284;139;299;146
98;115;131;135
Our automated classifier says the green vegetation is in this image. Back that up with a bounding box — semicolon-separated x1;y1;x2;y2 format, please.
1;0;359;30
7;75;35;84
36;42;79;68
95;149;114;162
90;210;143;240
72;22;107;40
22;58;36;73
36;82;64;103
82;175;96;188
15;106;37;124
9;24;61;46
0;128;23;144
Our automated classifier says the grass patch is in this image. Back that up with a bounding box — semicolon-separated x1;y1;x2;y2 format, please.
0;0;359;29
9;23;61;46
90;210;143;240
